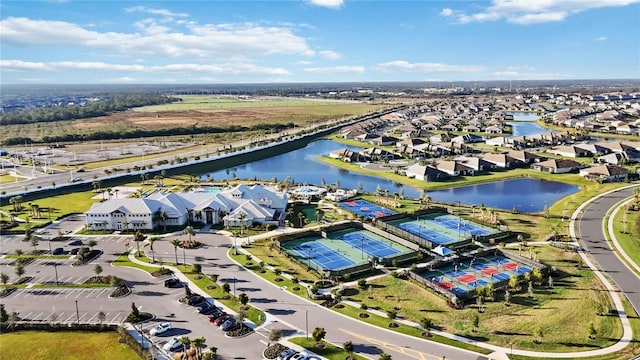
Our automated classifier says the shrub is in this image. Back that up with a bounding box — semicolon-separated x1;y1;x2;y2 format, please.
193;264;202;273
357;279;367;289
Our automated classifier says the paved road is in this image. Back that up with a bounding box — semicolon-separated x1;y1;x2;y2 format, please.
578;186;640;314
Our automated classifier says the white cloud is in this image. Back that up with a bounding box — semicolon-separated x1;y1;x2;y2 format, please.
0;59;291;76
492;70;571;79
375;60;485;73
303;65;365;74
124;6;188;18
0;17;314;59
295;60;313;65
307;0;344;9
595;36;608;41
319;50;341;60
441;0;640;25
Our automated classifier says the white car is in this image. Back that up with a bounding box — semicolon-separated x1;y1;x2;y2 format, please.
162;337;182;352
149;322;172;336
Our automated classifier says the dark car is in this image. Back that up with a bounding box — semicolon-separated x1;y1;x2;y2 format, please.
164;278;182;288
207;310;227;322
197;303;216;314
220;318;238;331
187;295;205;306
52;248;64;255
69;248;79;255
67;240;83;246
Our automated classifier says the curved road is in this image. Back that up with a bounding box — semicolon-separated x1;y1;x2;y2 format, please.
578;185;640;314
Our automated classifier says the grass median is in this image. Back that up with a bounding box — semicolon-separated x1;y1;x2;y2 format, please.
610;205;640;275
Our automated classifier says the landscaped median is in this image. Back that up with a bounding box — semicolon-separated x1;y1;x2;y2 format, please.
608;198;640;276
112;250;264;325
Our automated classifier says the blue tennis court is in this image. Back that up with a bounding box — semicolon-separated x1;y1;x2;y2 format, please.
340;231;401;258
338;199;396;219
292;241;355;270
398;222;456;245
430;214;496;236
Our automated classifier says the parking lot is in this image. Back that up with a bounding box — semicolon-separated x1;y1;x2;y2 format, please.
16;309;127;325
10;287;114;301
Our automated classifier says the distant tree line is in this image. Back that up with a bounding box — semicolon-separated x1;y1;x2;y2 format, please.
2;122;294;145
0;93;179;125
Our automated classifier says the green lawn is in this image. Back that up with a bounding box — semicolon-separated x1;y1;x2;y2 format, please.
611;206;640;275
289;338;369;360
0;330;139;360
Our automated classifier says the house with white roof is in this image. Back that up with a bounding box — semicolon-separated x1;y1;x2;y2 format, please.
85;184;288;231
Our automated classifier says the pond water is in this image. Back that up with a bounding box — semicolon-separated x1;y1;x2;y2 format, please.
200;140;578;212
426;178;579;212
201;139;422;197
505;111;554;137
505;111;544;121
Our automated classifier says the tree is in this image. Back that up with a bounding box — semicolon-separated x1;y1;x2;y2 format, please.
297;212;305;228
170;239;181;265
97;311;106;325
533;326;543;344
179;335;191;354
183;225;196;242
87;239;97;250
143;237;157;263
312;327;326;343
471;312;480;330
134;231;145;255
159;211;168;232
238;292;249;306
15;262;25;279
343;340;354;358
191;336;206;359
0;273;8;286
531;268;542;285
130;302;140;319
588;322;597;339
508;275;519;291
269;328;284;343
379;353;392;360
222;282;231;293
93;264;103;277
30;236;39;255
420;317;434;332
0;304;8;322
505;289;511;305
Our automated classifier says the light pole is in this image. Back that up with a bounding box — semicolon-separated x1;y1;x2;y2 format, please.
75;300;80;324
53;263;59;286
182;246;186;265
360;237;364;259
307;248;315;269
48;237;52;255
305;310;309;340
233;276;236;296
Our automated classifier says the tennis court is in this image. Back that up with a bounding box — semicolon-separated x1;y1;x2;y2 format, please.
338;199;396;219
428;214;497;236
415;253;534;297
396;221;456;245
340;231;401;258
291;242;355;270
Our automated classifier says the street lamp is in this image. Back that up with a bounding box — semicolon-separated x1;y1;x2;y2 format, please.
233;276;236;296
48;237;52;255
75;300;80;324
307;248;315;269
360;237;364;259
305;310;309;340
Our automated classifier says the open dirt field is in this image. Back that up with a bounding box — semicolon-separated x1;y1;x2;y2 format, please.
1;100;383;142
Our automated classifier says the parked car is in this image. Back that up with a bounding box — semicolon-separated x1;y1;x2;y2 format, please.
289;353;306;360
71;177;83;182
187;295;205;306
163;278;182;288
299;356;321;360
220;318;238;331
197;303;216;314
69;248;79;255
162;337;183;352
149;322;173;336
67;240;83;246
52;248;64;255
213;314;233;326
277;349;298;360
207;310;227;322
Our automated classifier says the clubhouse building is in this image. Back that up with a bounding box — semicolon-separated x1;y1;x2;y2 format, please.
85;184;288;231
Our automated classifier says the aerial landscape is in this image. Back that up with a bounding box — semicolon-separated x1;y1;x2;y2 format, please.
1;1;640;360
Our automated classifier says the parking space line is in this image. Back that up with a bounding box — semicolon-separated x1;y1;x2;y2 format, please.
78;312;89;322
64;290;74;299
64;313;76;323
75;289;87;298
110;313;121;323
87;312;98;323
22;311;33;321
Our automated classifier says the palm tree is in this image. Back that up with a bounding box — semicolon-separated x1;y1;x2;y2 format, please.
143;237;157;263
30;236;39;255
134;230;145;255
183;226;196;243
191;336;206;359
159;211;168;232
297;212;305;228
170;239;181;265
92;180;101;193
179;335;191;355
237;212;247;234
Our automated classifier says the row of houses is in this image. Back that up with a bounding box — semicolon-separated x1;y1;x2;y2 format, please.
548;141;640;165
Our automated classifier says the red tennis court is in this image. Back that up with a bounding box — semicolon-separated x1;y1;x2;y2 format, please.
456;274;477;284
346;201;356;206
500;262;518;271
374;211;385;217
439;280;455;289
360;207;370;211
480;268;501;276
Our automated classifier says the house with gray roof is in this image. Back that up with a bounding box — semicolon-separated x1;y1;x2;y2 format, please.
85;184;287;231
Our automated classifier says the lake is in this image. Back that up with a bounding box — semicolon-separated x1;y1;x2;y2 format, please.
505;111;554;137
425;178;579;212
200;140;578;212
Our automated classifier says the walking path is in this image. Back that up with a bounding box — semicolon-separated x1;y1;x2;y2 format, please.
119;186;639;359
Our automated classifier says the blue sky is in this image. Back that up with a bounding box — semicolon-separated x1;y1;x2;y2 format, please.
1;0;639;84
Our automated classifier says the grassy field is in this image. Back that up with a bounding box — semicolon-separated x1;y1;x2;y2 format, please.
1;97;384;142
133;96;365;112
289;338;369;360
0;330;139;360
611;205;640;275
